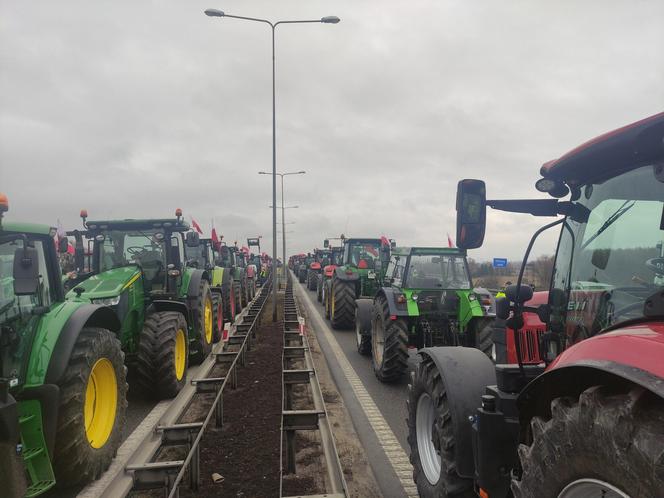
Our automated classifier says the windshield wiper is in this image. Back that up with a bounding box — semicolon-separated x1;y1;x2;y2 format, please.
582;200;636;249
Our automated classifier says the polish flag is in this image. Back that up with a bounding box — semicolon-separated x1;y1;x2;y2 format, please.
191;217;203;234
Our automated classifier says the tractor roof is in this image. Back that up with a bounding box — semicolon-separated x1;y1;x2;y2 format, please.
540;111;664;184
344;238;382;244
1;221;55;236
85;218;190;232
393;246;466;257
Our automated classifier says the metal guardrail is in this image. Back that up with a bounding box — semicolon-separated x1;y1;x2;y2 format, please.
280;272;348;498
78;273;273;498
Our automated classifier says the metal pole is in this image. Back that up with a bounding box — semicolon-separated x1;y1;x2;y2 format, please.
271;24;278;322
281;174;286;282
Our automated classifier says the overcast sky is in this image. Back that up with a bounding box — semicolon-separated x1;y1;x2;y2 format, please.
1;0;663;263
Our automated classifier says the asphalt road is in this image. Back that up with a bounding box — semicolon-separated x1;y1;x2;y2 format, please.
293;276;421;498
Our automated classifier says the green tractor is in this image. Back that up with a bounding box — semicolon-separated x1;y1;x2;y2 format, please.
324;237;392;329
355;246;495;382
183;234;234;339
65;209;216;400
215;243;247;313
0;196;127;497
297;254;313;284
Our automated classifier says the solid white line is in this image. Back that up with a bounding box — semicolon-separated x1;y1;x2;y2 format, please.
295;281;419;498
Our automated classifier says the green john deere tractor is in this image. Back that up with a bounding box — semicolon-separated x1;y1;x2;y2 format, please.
216;243;246;314
324;238;392;329
66;210;215;399
355;246;495;382
0;197;127;497
183;234;234;339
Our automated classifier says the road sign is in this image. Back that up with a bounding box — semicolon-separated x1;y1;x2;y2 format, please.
493;258;508;268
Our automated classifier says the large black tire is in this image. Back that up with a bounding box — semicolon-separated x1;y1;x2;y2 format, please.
307;270;317;290
190;280;214;365
371;297;408;382
512;385;664;497
407;355;475;497
223;280;237;324
53;327;128;485
330;279;356;329
316;275;323;302
234;280;243;313
212;290;223;343
298;268;306;283
469;317;493;358
136;311;189;399
355;300;373;356
324;280;332;319
240;276;248;307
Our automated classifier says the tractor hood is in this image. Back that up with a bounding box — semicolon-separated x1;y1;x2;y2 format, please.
67;266;141;301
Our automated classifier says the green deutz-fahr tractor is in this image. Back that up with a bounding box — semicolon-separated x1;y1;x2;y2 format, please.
66;209;215;399
0;195;127;497
325;237;392;329
355;247;495;382
183;234;234;337
216;243;247;313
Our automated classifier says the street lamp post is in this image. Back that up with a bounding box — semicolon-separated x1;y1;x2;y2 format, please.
260;170;305;281
205;9;339;322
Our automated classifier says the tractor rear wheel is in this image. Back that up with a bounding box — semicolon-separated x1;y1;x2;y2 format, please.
470;318;493;358
136;311;188;399
241;278;248;307
372;296;408;382
324;280;332;319
307;271;317;290
53;327;127;485
512;385;664;497
407;355;475;497
190;280;214;365
316;275;323;302
212;291;223;343
330;279;356;329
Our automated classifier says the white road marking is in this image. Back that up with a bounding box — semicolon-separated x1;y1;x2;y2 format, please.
296;281;419;498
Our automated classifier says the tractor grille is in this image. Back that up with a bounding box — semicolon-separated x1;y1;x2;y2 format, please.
517;328;544;364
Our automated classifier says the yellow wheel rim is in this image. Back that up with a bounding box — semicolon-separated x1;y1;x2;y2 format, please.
204;297;213;344
175;328;186;381
84;358;118;449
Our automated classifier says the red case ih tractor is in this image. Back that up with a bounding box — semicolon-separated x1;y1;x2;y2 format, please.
408;112;664;497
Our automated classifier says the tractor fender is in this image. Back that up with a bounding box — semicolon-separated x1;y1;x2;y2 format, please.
149;299;190;324
518;327;664;423
45;304;121;385
418;347;496;478
334;267;360;282
186;269;210;298
375;288;410;317
355;298;373;336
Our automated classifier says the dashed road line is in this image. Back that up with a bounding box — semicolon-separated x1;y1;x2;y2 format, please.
296;282;419;498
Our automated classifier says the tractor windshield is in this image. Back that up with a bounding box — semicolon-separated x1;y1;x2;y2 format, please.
0;237;53;324
406;254;471;289
550;164;664;343
346;241;381;269
97;229;167;280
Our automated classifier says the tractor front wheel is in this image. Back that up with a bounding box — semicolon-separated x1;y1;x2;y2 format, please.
330;279;356;329
136;311;189;399
512;385;664;497
407;355;474;497
355;300;373;356
470;317;493;358
324;280;332;319
190;280;214;365
212;291;223;343
54;327;127;485
371;297;408;382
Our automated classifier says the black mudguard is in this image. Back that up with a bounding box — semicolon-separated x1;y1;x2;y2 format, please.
376;288;410;318
149;299;190;325
355;299;373;336
186;269;209;323
45;305;121;385
418;347;496;478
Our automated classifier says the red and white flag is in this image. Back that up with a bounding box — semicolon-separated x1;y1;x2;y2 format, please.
191;217;203;234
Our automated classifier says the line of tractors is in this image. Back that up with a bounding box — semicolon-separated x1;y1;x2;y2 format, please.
293;112;664;497
0;205;270;497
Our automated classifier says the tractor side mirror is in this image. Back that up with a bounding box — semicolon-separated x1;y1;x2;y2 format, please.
58;237;69;253
505;284;534;305
591;248;610;270
456;179;486;250
324;239;329;248
390;239;396;249
13;246;40;295
185;231;200;247
495;296;510;319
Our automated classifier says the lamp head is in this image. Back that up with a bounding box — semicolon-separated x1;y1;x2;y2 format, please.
204;8;225;17
321;16;340;24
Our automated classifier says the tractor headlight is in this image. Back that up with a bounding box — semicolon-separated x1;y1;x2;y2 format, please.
92;296;121;307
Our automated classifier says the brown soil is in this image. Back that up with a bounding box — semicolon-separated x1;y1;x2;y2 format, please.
179;296;283;498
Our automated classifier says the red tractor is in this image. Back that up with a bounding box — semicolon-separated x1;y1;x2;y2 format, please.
408;112;664;497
